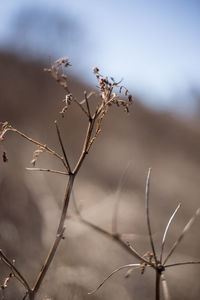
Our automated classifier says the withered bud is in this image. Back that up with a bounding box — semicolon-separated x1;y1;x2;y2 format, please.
128;94;133;102
2;151;8;163
93;67;99;74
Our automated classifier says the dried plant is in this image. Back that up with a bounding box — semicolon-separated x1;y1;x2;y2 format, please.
76;168;200;300
1;57;199;300
0;57;132;300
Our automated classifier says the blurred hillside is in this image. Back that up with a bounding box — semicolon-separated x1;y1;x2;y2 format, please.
0;52;200;300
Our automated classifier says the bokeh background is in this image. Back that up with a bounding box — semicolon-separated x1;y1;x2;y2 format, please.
0;1;200;299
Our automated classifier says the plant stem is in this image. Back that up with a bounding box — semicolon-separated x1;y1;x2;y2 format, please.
57;175;75;234
31;117;95;298
74;118;95;175
32;174;75;296
155;270;161;300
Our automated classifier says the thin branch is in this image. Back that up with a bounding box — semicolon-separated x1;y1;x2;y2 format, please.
163;208;200;265
126;242;156;269
57;175;75;234
26;168;68;176
73;97;89;117
32;172;75;295
74;214;154;268
145;168;157;264
32;227;65;294
84;91;92;119
55;120;71;173
161;274;170;300
124;265;145;278
73;118;95;175
32;115;98;296
0;250;31;293
160;203;181;263
1;126;68;170
87;113;104;152
88;264;141;295
165;261;200;268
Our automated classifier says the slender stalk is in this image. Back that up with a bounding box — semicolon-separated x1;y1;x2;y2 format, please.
32;227;65;294
75;215;155;268
88;263;141;295
55;120;71;173
73;97;89;117
163;208;200;265
145;168;157;264
160;203;181;263
0;250;32;296
26;168;68;176
31;115;96;297
84;91;92;119
3;127;68;170
73;118;95;175
32;174;75;296
155;270;161;300
57;174;75;234
165;261;200;268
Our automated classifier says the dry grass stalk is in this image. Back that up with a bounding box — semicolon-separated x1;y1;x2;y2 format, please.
0;57;132;300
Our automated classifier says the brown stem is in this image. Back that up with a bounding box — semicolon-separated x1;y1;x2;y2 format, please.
0;250;32;298
55;120;72;173
84;91;92;118
32;227;65;295
7;127;68;170
31;116;95;297
32;174;75;296
57;175;75;234
155;270;161;300
76;215;155;268
73;118;95;175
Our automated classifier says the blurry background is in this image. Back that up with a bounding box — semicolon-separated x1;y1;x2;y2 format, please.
0;1;200;300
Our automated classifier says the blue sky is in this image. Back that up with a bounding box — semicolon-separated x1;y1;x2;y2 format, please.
0;0;200;113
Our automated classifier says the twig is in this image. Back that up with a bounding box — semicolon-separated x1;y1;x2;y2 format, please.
160;203;181;263
55;120;71;173
1;125;68;170
84;91;92;119
32;227;65;294
74;214;154;268
145;168;157;264
73;97;89;117
88;263;141;295
0;250;31;294
73;118;95;175
165;261;200;268
126;242;156;269
26;168;68;176
163;208;200;265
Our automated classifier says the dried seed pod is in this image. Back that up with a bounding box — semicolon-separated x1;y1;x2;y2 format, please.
2;151;8;163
